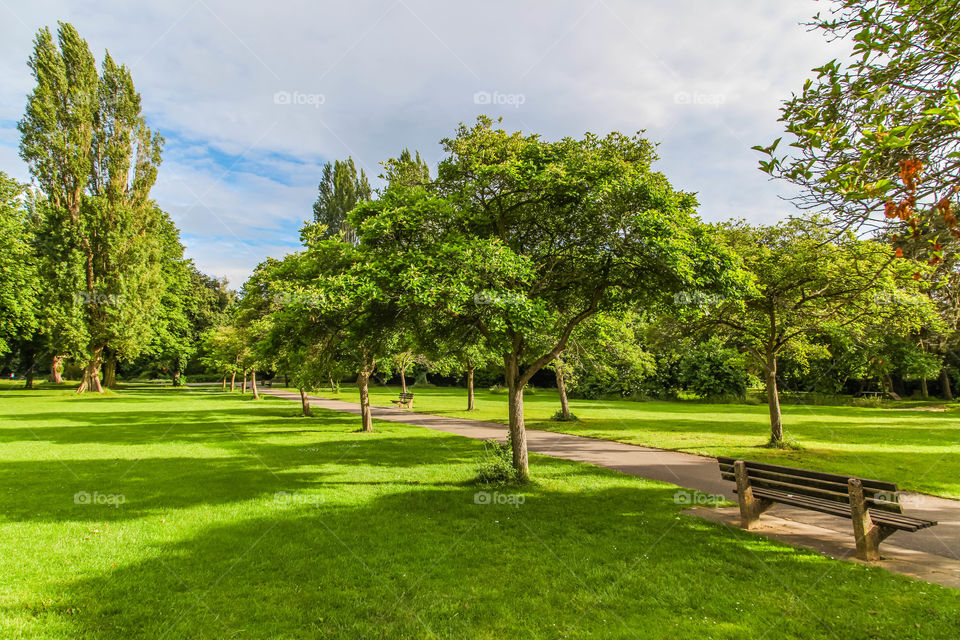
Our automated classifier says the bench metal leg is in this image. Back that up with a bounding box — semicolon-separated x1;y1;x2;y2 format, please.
849;478;892;561
734;460;773;530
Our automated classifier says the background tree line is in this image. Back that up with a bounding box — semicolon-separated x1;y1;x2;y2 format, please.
3;5;960;482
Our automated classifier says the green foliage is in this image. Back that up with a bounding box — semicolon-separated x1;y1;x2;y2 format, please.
758;0;960;249
0;173;39;357
562;313;656;399
134;216;232;380
200;324;245;379
679;338;749;398
550;409;579;422
17;22;167;388
344;116;743;476
706;217;936;439
312;157;371;244
382;148;430;188
475;437;519;485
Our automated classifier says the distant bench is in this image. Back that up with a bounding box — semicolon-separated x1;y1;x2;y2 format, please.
391;392;414;409
717;457;937;560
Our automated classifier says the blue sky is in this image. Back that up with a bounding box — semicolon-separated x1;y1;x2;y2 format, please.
0;0;847;286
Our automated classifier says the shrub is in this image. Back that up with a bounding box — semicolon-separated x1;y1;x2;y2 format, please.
550;409;579;421
679;338;749;399
852;396;883;408
475;438;518;485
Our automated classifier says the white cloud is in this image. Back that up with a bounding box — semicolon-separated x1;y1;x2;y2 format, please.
0;0;849;285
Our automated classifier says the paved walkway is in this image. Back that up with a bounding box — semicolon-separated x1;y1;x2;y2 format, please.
260;387;960;588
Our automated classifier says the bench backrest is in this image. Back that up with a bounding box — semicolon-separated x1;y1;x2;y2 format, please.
717;457;902;514
399;393;414;400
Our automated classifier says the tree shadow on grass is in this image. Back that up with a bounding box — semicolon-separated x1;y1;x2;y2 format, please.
0;403;364;446
29;483;959;639
0;433;482;523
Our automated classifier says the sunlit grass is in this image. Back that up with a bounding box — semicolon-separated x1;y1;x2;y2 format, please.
1;383;957;638
343;384;960;498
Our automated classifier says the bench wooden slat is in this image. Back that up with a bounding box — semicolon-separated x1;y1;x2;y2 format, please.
720;471;903;513
718;457;898;492
718;464;898;500
718;467;893;499
870;511;937;530
746;488;934;530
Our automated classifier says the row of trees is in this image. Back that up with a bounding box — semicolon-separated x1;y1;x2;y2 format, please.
202;118;741;480
203;112;955;481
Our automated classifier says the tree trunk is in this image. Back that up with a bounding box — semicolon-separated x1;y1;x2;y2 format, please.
329;375;335;392
357;356;375;432
242;369;247;394
504;352;530;481
941;368;954;401
103;357;117;388
300;388;312;416
221;374;226;390
50;355;64;383
230;370;236;392
76;349;104;394
885;375;900;400
399;365;408;394
21;344;36;389
251;369;260;399
765;353;783;445
920;377;929;399
556;358;571;420
466;362;475;411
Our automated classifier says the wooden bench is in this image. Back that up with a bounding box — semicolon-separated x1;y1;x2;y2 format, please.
717;457;937;560
391;392;414;409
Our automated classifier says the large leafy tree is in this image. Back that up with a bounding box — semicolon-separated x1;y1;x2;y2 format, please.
262;248;359;415
0;173;40;368
200;325;245;391
134;216;232;386
556;312;656;404
264;225;408;431
312;157;371;244
233;260;286;400
757;0;960;258
707;218;934;444
18;22;166;392
354;118;741;480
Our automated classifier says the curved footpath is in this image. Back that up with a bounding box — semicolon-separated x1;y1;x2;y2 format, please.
259;387;960;588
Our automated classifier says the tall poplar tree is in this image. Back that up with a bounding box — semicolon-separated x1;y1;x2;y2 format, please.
312;157;371;244
18;22;166;392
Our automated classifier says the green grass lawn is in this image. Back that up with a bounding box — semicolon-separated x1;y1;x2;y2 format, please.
342;384;960;499
2;382;958;638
